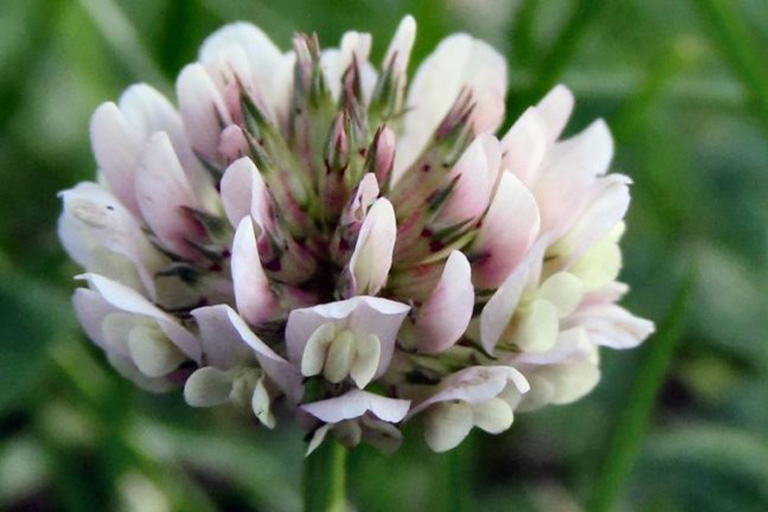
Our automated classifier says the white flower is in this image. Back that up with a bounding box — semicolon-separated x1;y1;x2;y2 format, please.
59;14;653;453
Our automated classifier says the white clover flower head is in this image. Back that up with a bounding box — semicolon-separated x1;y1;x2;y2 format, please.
59;15;654;453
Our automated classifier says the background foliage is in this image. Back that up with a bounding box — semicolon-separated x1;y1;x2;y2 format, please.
1;0;767;510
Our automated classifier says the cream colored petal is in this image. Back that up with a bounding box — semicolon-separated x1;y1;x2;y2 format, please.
184;367;234;407
323;330;356;384
531;272;584;318
252;376;276;429
423;402;474;452
350;333;381;388
301;322;337;377
126;322;186;378
514;299;559;353
471;397;514;434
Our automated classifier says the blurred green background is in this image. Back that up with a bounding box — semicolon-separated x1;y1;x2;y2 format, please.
1;0;768;510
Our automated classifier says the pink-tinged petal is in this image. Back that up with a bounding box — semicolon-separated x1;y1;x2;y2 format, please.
90;102;143;217
135;132;206;261
581;282;629;306
301;389;410;424
285;296;410;377
218;306;303;403
567;304;655;349
190;304;254;369
383;15;416;81
500;107;549;187
58;182;164;298
435;134;501;228
176;63;232;163
199;22;285;122
348;198;397;296
321;31;374;102
412;251;474;354
480;239;548;354
534;120;614;236
231;217;278;326
536;84;574;143
220;157;273;231
407;366;529;418
219;125;249;162
554;175;631;266
394;34;507;181
340;173;380;227
76;273;201;362
372;126;396;186
119;84;217;211
471;172;540;289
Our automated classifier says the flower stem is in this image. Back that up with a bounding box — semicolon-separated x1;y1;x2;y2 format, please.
303;439;347;512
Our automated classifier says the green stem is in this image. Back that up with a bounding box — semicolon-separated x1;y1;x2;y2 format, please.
303;439;347;512
587;268;695;512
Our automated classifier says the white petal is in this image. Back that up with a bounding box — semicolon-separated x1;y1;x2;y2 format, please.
569;304;654;349
552;176;630;266
408;366;529;418
286;296;410;378
223;307;303;404
72;288;117;350
77;273;201;362
190;304;254;369
349;198;397;296
383;15;416;79
301;389;410;424
534;120;614;235
536;84;574;143
59;183;162;297
394;34;507;181
500;107;549;186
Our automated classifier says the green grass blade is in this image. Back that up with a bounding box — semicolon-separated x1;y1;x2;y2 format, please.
587;268;695;512
691;0;768;137
77;0;171;92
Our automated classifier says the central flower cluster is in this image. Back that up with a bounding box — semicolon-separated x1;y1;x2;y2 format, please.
59;16;654;453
